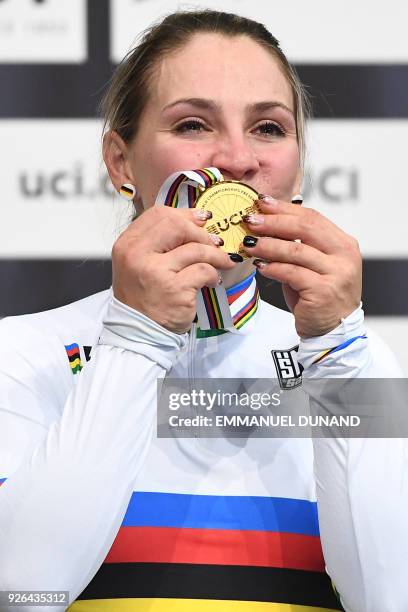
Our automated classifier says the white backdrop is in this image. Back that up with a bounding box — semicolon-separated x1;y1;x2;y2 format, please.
111;0;408;63
0;0;407;373
0;0;87;62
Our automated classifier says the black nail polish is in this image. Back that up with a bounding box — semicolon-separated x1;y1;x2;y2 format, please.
229;253;244;262
243;235;258;248
242;215;251;223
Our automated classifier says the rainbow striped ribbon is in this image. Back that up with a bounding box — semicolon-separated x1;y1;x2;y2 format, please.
197;271;259;331
156;168;223;208
155;169;259;331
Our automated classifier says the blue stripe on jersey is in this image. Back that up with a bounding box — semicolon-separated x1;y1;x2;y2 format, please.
226;271;256;296
122;492;320;536
0;478;6;485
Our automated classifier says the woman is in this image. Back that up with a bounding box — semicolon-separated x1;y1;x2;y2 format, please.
0;10;406;612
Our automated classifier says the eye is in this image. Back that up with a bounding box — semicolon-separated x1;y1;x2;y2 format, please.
254;121;285;137
174;119;208;133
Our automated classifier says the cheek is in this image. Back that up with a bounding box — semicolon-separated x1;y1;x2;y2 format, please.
260;144;300;199
137;141;206;208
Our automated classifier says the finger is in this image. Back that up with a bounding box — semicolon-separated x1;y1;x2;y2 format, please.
155;205;214;226
256;195;304;216
241;236;330;274
136;214;220;254
181;206;214;225
254;260;320;292
249;195;348;252
163;242;235;273
124;205;213;239
242;209;346;254
177;262;222;292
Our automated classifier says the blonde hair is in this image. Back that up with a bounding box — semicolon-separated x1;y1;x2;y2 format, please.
101;10;311;167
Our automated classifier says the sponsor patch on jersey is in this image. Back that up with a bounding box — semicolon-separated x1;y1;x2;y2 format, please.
272;345;303;390
64;343;93;375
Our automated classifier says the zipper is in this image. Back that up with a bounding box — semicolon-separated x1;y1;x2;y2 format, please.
188;321;197;387
188;321;198;437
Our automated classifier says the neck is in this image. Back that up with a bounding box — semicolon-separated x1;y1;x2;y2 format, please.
223;258;255;289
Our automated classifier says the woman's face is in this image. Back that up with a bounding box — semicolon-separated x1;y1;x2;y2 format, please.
127;32;301;207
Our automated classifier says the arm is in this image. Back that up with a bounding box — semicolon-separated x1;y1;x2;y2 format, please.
0;297;187;611
0;205;232;611
298;305;408;612
241;196;407;611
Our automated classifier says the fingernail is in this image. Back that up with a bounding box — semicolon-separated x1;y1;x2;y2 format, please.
242;214;264;225
208;233;224;246
194;209;212;220
258;195;278;208
243;235;258;248
229;253;244;262
253;258;268;269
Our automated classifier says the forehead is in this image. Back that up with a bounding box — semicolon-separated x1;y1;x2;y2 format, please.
154;32;293;110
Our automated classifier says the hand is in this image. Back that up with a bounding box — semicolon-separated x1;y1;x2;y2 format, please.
241;196;362;338
112;206;236;333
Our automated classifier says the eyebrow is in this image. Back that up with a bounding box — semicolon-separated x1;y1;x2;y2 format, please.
162;97;294;117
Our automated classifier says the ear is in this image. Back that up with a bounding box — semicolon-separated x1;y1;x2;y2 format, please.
103;130;137;193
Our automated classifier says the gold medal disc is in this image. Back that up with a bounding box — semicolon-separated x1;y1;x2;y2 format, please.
195;181;259;258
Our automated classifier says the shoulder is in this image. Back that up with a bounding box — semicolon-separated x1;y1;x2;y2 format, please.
0;288;110;353
0;289;110;338
0;290;111;419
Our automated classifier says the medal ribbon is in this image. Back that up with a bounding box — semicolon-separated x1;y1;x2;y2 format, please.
155;168;223;208
155;168;259;331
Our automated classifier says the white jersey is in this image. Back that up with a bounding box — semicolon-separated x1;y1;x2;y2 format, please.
0;285;407;612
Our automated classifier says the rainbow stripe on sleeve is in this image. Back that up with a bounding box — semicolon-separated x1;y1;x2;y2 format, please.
312;335;367;365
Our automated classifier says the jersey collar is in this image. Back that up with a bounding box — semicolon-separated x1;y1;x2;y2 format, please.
197;271;260;338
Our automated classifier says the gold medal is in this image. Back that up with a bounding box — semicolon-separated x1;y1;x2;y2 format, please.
195;181;259;258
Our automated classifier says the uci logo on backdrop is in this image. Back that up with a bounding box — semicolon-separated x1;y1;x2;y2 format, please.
304;167;359;203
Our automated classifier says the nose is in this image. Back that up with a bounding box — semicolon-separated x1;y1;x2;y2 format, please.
210;132;260;182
